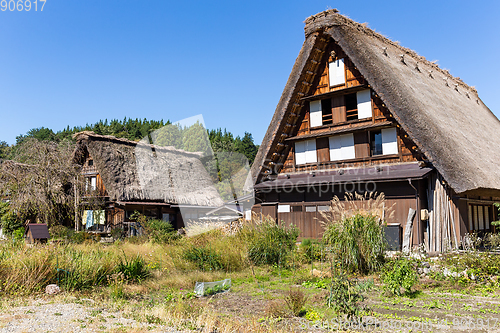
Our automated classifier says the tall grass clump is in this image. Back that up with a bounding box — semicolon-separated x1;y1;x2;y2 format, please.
180;228;247;272
0;243;56;294
51;245;118;291
183;245;224;271
321;192;391;273
0;242;126;294
241;217;299;266
116;255;150;282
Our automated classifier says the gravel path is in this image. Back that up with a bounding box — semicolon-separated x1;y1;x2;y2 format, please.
0;299;180;333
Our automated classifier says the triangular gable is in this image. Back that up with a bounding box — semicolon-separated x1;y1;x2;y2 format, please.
252;9;500;195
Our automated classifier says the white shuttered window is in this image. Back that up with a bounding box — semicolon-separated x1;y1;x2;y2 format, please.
329;134;355;161
356;89;372;119
295;139;317;165
381;128;398;155
329;59;345;86
278;205;290;213
310;100;322;127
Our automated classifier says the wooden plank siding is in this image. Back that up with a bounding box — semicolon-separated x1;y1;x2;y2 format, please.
316;137;330;162
255;180;424;240
279;38;423;175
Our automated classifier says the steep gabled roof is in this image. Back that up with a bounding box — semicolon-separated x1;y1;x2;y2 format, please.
73;131;224;207
26;223;50;239
252;9;500;195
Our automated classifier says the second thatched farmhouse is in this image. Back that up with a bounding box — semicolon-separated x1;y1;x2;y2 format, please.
73;131;224;234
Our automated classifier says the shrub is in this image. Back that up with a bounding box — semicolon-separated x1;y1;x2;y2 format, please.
0;202;23;236
299;238;323;262
326;272;364;319
12;227;25;241
284;287;308;317
243;218;299;266
144;219;179;243
70;231;90;244
485;233;500;250
380;257;418;296
304;309;322;321
322;213;386;273
49;225;70;240
111;227;124;240
183;246;224;271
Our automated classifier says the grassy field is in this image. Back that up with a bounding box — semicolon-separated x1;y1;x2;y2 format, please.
2;223;500;332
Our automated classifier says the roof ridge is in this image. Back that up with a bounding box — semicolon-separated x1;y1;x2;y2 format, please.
305;10;477;95
73;131;204;157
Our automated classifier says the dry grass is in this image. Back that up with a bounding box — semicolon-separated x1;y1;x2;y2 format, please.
319;191;394;227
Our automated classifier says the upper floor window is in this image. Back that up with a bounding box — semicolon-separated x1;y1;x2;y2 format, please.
329;134;355;161
86;176;97;192
88;159;93;166
310;100;323;128
329;58;345;86
295;139;317;165
371;128;398;156
309;89;373;128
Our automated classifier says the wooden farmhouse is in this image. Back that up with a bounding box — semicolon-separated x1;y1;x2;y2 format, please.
73;131;224;233
250;10;500;252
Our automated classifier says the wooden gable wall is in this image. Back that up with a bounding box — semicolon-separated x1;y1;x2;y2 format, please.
82;153;107;197
280;38;425;174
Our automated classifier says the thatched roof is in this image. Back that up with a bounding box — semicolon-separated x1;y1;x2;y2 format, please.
251;9;500;196
73;131;223;207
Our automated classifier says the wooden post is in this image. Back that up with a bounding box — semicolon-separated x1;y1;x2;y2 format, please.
74;175;79;232
402;208;416;253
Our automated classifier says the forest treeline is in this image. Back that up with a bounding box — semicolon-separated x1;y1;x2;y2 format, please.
0;117;259;164
0;118;259;230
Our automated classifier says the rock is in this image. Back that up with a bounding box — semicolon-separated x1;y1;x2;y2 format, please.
423;267;430;275
312;269;330;278
45;284;60;295
422;261;431;268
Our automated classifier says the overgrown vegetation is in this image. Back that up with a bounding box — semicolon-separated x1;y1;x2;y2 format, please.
2;212;500;332
321;193;388;273
116;255;150;282
242;218;299;266
326;272;364;319
380;257;419;296
284;287;308;317
183;245;225;271
0;201;22;236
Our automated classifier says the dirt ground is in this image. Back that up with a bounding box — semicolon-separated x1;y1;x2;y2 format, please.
2;288;500;332
205;281;500;332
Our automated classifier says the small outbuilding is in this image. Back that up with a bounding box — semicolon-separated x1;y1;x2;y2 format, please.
25;223;50;244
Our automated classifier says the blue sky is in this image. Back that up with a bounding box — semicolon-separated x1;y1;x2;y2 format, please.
0;0;498;145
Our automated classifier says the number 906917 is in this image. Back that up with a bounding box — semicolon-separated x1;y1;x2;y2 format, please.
1;0;46;11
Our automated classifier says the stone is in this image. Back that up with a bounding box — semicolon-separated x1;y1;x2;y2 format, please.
422;261;431;268
45;284;60;295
